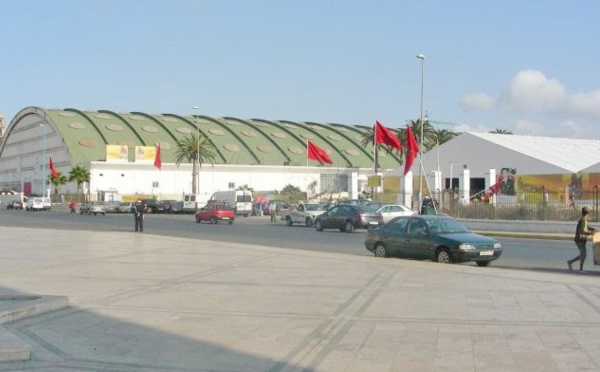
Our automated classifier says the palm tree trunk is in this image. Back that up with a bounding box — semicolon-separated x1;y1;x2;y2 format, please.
192;161;198;194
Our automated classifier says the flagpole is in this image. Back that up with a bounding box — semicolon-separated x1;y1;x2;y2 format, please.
373;124;378;175
306;139;309;168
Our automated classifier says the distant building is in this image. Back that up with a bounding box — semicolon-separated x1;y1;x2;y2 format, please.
0;107;401;201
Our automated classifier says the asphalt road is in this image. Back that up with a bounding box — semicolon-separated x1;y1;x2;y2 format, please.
1;208;598;275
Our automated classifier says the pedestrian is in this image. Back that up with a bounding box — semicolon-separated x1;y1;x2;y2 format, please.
568;207;595;271
134;200;144;232
69;199;76;214
269;202;277;223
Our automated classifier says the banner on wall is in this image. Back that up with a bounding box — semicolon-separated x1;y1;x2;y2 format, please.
106;145;129;162
135;146;157;163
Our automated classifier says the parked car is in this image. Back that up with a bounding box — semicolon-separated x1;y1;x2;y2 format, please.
362;203;416;225
6;200;23;210
25;197;51;211
115;202;134;213
79;201;107;216
195;203;235;224
141;199;158;213
169;201;184;214
282;202;325;227
364;215;503;266
314;204;376;233
161;200;178;214
103;201;120;213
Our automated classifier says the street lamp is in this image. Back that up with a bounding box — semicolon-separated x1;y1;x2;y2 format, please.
40;123;46;197
417;53;426;204
192;106;200;194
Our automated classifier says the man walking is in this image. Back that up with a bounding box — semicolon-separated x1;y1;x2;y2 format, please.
568;207;595;271
134;200;145;232
269;202;277;223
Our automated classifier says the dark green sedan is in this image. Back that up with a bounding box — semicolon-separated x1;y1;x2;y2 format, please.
364;215;502;266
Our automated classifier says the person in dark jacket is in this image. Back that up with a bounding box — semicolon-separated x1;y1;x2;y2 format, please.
568;207;595;271
134;200;144;232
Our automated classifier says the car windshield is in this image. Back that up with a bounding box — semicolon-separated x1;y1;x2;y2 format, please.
216;204;233;211
357;205;379;213
91;201;104;205
304;204;322;211
427;218;469;234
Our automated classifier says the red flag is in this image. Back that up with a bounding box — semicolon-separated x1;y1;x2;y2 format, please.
154;145;161;170
49;156;58;178
374;121;402;151
404;125;420;176
307;141;333;164
482;181;503;200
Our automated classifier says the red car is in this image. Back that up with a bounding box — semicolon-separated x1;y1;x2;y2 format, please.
195;203;235;224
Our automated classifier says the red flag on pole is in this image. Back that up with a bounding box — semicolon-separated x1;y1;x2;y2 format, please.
49;156;58;178
404;125;420;176
307;141;333;164
374;121;402;151
154;144;161;170
482;181;503;200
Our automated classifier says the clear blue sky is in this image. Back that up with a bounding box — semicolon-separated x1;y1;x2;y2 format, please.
1;0;599;138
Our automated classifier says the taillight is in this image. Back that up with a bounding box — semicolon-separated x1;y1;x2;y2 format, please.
376;212;383;221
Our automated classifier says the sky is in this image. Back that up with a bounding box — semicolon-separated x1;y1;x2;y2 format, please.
1;0;599;138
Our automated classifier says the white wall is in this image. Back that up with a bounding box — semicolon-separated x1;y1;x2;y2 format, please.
89;162;374;201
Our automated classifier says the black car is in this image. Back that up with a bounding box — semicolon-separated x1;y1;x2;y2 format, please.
314;204;376;233
141;199;158;213
364;215;503;266
161;200;178;214
6;200;23;210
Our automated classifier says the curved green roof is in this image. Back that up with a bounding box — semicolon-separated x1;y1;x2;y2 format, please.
2;106;404;169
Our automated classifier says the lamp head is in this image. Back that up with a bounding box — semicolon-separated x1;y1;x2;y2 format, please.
417;54;426;59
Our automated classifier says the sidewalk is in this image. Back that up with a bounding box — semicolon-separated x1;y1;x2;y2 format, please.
1;226;600;371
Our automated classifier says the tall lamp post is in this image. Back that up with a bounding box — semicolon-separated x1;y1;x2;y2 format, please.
40;123;46;197
192;106;200;194
417;53;426;204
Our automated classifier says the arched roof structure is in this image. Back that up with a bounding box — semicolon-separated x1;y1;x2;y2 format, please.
0;107;404;170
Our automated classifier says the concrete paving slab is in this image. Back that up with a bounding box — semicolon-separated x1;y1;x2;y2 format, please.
0;226;599;371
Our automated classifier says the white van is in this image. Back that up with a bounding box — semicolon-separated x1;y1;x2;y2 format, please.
182;194;207;213
209;190;253;217
25;197;51;211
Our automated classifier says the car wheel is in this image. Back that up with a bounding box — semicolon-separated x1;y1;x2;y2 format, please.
94;213;97;216
286;216;293;226
211;217;217;224
228;220;234;225
305;217;313;227
476;261;490;267
344;221;354;233
195;215;201;223
315;220;324;232
374;243;387;258
436;249;453;264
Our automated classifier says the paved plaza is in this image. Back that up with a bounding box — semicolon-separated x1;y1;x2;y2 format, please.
0;225;599;371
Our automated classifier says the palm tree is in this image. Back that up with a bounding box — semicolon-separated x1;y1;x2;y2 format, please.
431;128;458;146
489;129;513;134
69;164;90;198
174;133;217;194
236;184;254;192
281;184;301;196
407;119;436;151
48;172;68;196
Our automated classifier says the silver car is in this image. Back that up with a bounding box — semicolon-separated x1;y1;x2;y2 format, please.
79;201;107;216
363;204;416;225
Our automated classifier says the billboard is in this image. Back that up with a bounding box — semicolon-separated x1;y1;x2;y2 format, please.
135;146;157;163
106;145;129;162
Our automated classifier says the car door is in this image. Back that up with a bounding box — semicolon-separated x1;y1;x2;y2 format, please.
198;207;209;221
404;218;430;258
381;217;409;256
381;205;402;223
322;206;340;229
